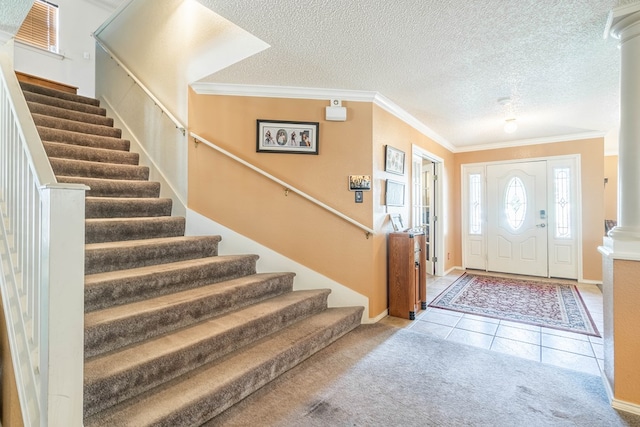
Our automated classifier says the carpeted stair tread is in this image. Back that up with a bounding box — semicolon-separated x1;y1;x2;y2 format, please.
85;197;172;219
23;90;106;116
84;280;314;366
20;81;101;106
32;113;122;138
44;141;139;165
27;101;113;127
84;288;327;416
85;236;221;275
58;176;161;198
50;158;149;181
37;126;130;151
84;255;261;312
83;306;363;427
85;216;185;244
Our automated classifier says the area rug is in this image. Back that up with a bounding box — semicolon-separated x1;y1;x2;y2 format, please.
429;273;600;337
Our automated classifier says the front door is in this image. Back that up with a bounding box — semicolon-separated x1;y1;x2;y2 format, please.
487;161;548;277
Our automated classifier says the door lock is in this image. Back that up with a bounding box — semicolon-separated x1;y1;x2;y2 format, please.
536;223;546;228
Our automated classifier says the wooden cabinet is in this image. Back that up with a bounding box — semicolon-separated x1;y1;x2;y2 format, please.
388;231;427;320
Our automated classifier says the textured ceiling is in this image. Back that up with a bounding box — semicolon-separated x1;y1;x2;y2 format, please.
196;0;635;151
0;0;32;35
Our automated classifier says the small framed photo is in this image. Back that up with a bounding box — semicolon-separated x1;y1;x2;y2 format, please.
385;145;405;175
348;175;371;191
385;179;405;206
390;213;404;231
257;119;319;154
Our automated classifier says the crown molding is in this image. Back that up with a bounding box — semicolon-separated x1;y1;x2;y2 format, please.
190;82;456;152
455;131;607;153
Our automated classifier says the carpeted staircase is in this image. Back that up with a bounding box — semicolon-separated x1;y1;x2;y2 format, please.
19;79;364;426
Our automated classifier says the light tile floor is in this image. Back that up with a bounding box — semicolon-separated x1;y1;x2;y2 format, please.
382;270;605;377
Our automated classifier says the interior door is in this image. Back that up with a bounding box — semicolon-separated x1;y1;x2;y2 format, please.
487;161;547;277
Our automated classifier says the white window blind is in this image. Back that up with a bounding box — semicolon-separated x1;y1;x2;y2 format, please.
16;0;59;53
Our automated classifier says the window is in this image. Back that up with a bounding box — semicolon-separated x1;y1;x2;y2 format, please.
504;177;526;230
16;0;59;53
554;167;571;238
469;173;482;234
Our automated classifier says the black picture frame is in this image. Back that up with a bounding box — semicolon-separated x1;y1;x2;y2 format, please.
385;145;405;175
257;119;319;154
348;175;372;191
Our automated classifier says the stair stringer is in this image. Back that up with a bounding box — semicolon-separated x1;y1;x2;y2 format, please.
186;208;371;323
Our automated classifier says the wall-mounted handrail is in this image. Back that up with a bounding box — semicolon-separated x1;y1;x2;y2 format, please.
92;35;186;136
191;132;375;238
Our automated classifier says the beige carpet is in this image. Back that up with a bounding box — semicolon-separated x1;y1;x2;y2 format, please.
207;322;640;427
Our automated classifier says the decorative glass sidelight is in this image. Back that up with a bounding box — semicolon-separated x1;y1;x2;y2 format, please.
504;177;526;230
554;167;571;238
469;174;482;234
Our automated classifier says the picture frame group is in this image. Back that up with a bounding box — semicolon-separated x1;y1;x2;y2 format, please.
257;119;319;154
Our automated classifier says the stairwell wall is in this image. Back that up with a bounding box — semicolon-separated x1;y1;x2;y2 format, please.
188;90;459;319
187;91;387;317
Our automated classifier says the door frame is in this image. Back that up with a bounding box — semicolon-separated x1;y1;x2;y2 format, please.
412;145;444;277
461;154;583;281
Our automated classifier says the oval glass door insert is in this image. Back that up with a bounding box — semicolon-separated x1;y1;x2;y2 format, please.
504;177;526;230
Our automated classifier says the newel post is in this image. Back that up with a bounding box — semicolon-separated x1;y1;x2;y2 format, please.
40;183;87;426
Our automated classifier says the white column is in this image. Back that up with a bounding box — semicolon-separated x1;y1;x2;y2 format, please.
605;3;640;253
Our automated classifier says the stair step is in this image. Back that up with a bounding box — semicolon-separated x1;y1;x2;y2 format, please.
84;272;299;360
33;113;122;139
83;306;363;426
85;236;221;275
20;81;100;106
36;126;130;151
85;217;185;244
27;101;113;127
85;255;261;312
44;141;139;165
50;158;149;181
85;196;172;219
23;90;106;116
58;176;160;198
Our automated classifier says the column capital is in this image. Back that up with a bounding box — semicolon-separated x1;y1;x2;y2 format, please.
605;2;640;41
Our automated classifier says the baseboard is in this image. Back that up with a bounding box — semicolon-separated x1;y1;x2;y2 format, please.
580;278;603;285
443;266;463;276
366;309;389;324
612;398;640;416
601;373;640;416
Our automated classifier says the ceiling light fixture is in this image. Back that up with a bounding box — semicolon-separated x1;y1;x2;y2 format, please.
498;97;518;134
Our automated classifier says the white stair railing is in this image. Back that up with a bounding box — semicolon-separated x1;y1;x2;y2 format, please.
0;43;86;427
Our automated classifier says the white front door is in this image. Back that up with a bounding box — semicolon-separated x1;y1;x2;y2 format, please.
487;161;548;277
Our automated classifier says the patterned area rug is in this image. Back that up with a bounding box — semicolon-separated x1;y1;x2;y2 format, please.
429;273;600;337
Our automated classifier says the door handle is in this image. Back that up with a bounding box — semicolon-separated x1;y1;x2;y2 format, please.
536;223;546;228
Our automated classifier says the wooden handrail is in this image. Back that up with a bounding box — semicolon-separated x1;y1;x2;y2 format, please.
191;132;374;238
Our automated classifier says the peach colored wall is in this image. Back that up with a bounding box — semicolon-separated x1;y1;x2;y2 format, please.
371;105;457;275
454;138;605;282
602;258;640;405
188;91;386;314
604;155;618;222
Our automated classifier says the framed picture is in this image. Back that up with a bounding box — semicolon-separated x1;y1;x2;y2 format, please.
390;213;404;231
257;119;319;154
385;145;405;175
385;179;405;206
348;175;371;191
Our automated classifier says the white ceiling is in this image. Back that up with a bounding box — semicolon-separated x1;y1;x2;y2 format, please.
194;0;635;152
